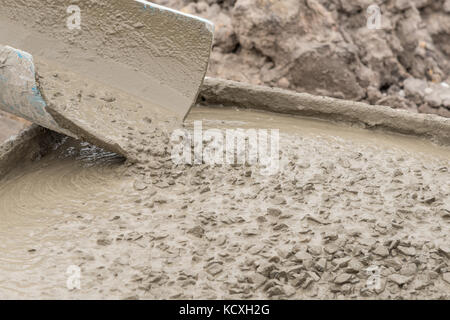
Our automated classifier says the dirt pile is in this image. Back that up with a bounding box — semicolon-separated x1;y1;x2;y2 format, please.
155;0;450;117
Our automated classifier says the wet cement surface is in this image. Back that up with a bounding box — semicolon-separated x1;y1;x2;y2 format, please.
0;107;449;299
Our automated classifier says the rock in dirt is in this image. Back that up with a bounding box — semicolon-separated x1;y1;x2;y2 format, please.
334;273;352;285
438;245;450;259
389;274;412;286
397;246;416;257
267;207;282;217
133;180;147;191
187;226;205;238
443;273;450;285
373;245;390;257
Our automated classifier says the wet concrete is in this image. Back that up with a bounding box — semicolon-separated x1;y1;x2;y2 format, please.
0;106;448;299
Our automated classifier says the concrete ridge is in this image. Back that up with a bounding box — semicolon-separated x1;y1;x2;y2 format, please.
199;77;450;146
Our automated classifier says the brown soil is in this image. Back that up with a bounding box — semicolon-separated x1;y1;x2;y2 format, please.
161;0;450;116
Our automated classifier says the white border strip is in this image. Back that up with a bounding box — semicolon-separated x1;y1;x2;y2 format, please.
134;0;215;33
